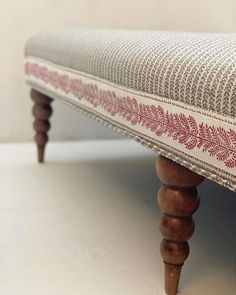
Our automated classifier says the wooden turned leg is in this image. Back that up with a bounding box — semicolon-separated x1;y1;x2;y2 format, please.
31;90;53;163
156;156;204;295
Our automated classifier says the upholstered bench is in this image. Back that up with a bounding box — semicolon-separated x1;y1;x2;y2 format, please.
24;29;236;295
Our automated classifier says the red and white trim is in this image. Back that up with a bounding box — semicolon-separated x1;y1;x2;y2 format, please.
25;57;236;188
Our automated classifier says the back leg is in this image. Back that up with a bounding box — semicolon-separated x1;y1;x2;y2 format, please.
31;89;53;163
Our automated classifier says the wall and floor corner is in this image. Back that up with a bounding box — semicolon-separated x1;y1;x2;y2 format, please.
0;1;236;293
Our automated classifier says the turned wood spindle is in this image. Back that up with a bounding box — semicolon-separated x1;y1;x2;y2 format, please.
31;90;53;163
156;155;204;295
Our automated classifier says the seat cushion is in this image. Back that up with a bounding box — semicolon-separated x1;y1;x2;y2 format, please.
25;28;236;191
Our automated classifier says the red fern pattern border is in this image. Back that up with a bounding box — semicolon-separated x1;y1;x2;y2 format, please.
25;62;236;168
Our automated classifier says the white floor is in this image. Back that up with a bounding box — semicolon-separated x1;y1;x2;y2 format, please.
0;139;236;295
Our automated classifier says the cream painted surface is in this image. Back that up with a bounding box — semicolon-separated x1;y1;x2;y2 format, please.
0;140;236;294
1;0;236;142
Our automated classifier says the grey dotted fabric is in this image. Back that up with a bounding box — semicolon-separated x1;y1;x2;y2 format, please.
25;28;236;117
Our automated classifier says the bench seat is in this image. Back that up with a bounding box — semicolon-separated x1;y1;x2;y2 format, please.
25;29;236;192
24;28;236;295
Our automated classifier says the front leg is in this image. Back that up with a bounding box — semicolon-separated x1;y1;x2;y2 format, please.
156;156;204;295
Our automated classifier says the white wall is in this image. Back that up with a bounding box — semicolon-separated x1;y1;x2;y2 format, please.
1;0;236;142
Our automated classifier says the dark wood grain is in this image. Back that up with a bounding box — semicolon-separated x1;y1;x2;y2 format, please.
156;155;204;295
31;90;52;163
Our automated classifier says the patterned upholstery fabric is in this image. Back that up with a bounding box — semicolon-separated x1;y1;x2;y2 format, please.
25;28;236;191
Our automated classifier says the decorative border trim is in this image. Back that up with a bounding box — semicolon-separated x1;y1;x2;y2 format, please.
25;61;236;168
27;82;236;192
25;57;236;191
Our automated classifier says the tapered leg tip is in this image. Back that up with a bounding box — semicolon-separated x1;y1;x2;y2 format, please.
165;262;182;295
37;145;45;163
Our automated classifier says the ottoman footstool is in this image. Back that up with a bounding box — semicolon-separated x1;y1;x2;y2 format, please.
25;28;236;294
